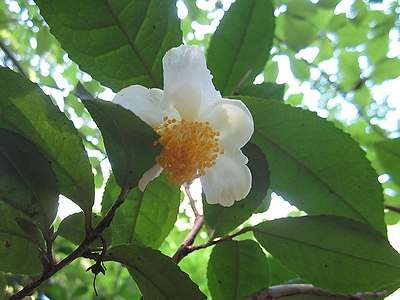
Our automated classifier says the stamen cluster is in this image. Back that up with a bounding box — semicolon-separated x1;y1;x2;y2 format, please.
154;116;224;185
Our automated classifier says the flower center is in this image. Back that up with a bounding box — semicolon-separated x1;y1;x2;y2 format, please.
154;116;224;185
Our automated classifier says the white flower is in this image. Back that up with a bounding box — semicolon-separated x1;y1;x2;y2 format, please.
112;45;253;207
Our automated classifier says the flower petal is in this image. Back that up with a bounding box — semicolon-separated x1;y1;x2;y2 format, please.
201;151;252;206
112;85;178;127
161;45;221;120
138;164;163;191
202;98;254;150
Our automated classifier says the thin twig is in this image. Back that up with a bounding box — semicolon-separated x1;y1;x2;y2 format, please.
183;182;200;217
385;204;400;214
172;183;204;264
9;186;132;300
0;39;29;78
172;224;253;264
244;284;388;300
171;214;204;264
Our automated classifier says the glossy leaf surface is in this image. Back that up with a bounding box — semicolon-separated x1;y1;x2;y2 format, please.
207;240;270;300
207;0;275;96
253;215;400;293
0;129;58;231
35;0;182;91
83;99;161;190
101;173;180;248
0;68;94;216
243;97;386;234
106;244;206;300
0;202;42;275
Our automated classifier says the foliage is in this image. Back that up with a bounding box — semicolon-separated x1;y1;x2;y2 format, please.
0;0;400;299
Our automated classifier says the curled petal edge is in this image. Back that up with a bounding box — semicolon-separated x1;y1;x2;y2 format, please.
138;164;163;192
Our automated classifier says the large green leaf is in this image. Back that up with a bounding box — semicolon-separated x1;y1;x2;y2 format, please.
35;0;182;91
207;240;270;300
253;215;400;293
0;201;42;275
0;129;58;232
83;99;161;189
101;173;180;248
105;244;206;300
0;68;94;216
207;0;275;96
375;138;400;188
242;97;385;234
203;142;270;238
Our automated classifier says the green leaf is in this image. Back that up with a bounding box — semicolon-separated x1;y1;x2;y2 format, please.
372;58;400;83
353;85;372;109
375;138;400;188
207;240;270;300
0;68;94;217
336;21;368;47
338;50;361;92
101;173;180;248
267;255;297;286
242;97;386;234
239;82;285;102
203;142;270;238
14;217;45;250
57;213;112;247
75;82;96;101
105;244;206;300
275;0;318;52
314;37;334;65
367;36;390;66
35;0;182;91
316;0;341;9
263;60;279;82
253;215;400;293
289;55;310;82
0;273;5;300
0;201;42;275
207;0;275;96
286;93;303;107
0;128;58;231
83;99;161;189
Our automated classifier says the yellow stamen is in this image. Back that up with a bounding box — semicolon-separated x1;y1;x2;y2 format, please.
154;117;224;185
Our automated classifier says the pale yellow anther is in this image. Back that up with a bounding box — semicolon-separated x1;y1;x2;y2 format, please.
153;116;224;185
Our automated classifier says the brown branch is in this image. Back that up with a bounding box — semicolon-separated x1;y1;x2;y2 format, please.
9;186;132;300
172;222;253;264
171;214;204;264
172;183;204;264
0;39;29;78
385;204;400;214
245;284;388;300
184;182;201;217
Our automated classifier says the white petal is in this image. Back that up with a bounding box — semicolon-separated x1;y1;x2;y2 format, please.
201;152;252;206
202;98;254;150
112;85;178;127
161;45;221;120
138;164;163;191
